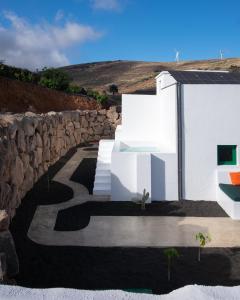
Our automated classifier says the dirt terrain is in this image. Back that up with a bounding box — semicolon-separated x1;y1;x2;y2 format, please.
62;58;240;94
0;76;100;114
1;58;240;113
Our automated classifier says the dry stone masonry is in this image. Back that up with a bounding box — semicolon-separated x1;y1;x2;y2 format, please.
0;107;121;225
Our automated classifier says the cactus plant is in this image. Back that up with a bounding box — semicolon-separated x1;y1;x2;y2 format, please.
141;188;149;210
195;232;211;262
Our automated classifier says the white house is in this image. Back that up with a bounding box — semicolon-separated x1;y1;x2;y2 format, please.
93;70;240;219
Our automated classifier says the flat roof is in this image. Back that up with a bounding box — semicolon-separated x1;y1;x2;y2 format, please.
168;70;240;84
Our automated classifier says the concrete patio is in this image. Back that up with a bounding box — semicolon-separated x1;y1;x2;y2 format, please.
28;208;240;247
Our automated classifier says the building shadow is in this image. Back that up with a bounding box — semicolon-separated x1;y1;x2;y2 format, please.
151;155;165;200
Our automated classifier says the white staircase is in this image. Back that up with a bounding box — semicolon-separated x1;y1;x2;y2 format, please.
93;140;114;195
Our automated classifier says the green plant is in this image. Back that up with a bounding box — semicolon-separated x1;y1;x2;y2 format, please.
39;67;70;91
67;85;81;94
109;84;118;95
96;93;108;104
0;63;40;83
164;248;179;281
86;89;108;104
195;232;211;262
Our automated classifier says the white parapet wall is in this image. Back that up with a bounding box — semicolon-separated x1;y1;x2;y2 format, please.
217;168;240;219
111;141;178;201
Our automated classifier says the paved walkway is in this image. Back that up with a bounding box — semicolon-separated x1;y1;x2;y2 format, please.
28;144;240;248
28;213;240;247
53;146;95;197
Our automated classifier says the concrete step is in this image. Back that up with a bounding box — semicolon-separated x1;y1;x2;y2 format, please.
93;181;111;195
94;176;111;184
97;158;111;164
98;148;113;154
99;140;114;145
98;151;112;156
97;161;111;170
89;195;111;202
98;142;114;150
93;139;113;196
93;189;111;196
95;169;110;176
94;182;111;189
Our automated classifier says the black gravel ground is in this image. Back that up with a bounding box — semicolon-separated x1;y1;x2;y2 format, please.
70;158;97;194
9;144;240;295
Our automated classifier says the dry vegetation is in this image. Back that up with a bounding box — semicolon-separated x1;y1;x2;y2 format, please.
62;58;240;94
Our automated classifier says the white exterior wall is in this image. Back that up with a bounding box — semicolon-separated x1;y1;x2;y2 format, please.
121;86;177;152
183;84;240;200
120;94;161;142
111;84;179;201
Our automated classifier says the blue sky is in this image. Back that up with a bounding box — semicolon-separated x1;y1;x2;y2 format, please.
0;0;239;69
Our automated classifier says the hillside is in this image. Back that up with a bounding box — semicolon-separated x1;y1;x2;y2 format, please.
2;58;240;113
0;76;100;114
62;58;240;95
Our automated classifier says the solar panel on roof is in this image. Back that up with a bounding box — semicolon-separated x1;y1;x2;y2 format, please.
168;71;240;84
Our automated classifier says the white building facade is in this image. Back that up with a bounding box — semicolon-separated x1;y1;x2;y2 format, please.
93;70;240;218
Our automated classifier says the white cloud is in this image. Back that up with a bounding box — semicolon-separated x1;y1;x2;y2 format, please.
55;10;64;22
91;0;120;11
0;11;102;70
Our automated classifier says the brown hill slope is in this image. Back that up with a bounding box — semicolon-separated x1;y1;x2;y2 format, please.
0;76;100;113
62;58;240;94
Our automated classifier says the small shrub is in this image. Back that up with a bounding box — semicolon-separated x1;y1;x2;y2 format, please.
195;232;211;262
109;84;118;95
164;248;179;281
0;63;40;83
67;85;81;94
39;68;70;91
87;89;108;104
80;87;87;95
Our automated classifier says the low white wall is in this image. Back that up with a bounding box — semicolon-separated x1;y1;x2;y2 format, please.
111;148;137;201
183;84;240;200
151;153;178;201
217;169;240;219
111;142;178;201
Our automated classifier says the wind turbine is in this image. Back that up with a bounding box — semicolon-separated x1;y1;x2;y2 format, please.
219;50;224;60
175;50;180;63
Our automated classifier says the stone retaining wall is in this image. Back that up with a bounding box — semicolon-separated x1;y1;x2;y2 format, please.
0;107;121;225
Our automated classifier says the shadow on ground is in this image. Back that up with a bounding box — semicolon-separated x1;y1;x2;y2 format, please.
9;144;240;295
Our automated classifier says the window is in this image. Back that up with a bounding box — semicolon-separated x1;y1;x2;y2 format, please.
217;145;237;165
